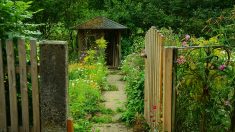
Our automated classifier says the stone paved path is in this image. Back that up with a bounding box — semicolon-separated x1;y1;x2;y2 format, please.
92;70;132;132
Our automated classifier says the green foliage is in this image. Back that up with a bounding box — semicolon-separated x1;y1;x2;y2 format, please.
202;6;235;44
69;62;114;130
91;115;113;123
0;0;40;38
121;53;145;125
169;34;235;131
16;0;235;59
121;35;145;59
69;37;113;131
69;64;102;131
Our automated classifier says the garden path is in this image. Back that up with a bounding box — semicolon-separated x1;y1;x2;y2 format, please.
92;70;132;132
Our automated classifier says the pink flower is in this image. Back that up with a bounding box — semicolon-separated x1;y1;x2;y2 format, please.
177;56;186;64
218;64;226;71
185;34;190;41
182;41;188;47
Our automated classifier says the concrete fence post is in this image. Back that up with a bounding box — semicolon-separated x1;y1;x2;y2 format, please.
39;41;68;132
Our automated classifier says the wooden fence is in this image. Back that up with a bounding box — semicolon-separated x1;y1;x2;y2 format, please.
0;39;69;132
0;39;40;132
144;27;175;131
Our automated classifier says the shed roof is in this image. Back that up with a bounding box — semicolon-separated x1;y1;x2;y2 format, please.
73;16;127;30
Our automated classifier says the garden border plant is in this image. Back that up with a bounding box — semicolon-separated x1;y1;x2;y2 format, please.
162;32;235;131
68;37;115;131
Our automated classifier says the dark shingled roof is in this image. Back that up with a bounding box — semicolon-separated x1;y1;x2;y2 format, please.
73;16;127;30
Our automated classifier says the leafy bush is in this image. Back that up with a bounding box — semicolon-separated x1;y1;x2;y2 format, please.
0;0;41;38
121;53;145;125
167;34;235;131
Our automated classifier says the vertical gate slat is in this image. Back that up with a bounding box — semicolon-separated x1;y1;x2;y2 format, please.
146;30;150;124
159;35;164;116
155;30;159;125
153;28;157;127
148;29;151;124
156;31;162;123
151;28;155;127
163;48;173;132
144;32;148;121
30;39;40;132
149;28;153;126
6;39;18;131
0;40;7;131
18;39;29;131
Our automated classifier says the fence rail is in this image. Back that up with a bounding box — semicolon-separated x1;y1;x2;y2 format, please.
144;27;174;131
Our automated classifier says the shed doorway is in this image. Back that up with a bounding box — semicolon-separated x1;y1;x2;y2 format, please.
105;31;115;66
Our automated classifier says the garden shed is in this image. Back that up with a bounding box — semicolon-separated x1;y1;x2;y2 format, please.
73;16;127;68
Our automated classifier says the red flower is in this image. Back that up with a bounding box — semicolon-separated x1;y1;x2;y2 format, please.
153;105;157;110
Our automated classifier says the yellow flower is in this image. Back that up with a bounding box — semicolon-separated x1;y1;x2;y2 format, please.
96;37;108;49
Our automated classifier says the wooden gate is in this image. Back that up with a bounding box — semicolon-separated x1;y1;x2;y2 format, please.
0;39;68;132
0;39;40;132
144;27;174;131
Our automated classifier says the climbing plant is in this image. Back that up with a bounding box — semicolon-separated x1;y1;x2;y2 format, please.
172;34;235;131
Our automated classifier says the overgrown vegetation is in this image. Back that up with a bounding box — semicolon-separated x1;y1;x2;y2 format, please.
69;38;114;131
120;36;149;131
160;8;235;130
121;53;145;124
175;44;235;131
2;0;235;131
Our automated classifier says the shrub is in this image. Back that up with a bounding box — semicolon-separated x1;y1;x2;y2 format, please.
121;53;145;125
168;33;235;131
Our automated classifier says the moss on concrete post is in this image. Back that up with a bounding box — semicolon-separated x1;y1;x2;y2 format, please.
39;41;68;132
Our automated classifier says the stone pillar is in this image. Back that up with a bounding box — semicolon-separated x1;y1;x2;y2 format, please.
39;41;68;132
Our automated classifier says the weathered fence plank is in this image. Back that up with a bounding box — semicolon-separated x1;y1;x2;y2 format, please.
152;28;157;127
145;30;150;124
18;39;30;131
158;32;164;121
6;39;18;131
149;28;153;126
30;39;40;132
159;36;164;113
0;40;7;131
144;31;149;123
40;41;68;131
149;28;153;127
155;30;160;125
163;48;173;132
